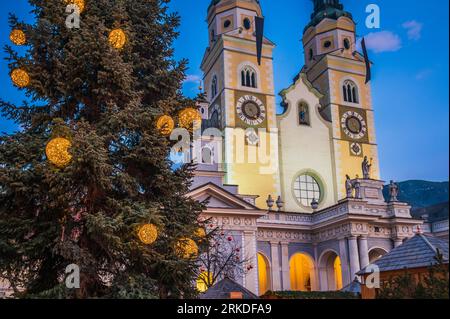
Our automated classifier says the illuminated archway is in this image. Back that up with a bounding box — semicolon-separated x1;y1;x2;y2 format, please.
319;250;343;291
369;247;388;264
196;272;213;293
257;253;271;296
289;253;316;291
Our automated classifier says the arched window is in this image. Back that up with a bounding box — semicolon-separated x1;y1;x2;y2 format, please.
257;253;271;296
211;75;218;99
298;102;310;126
241;66;257;88
290;253;315;291
343;80;359;103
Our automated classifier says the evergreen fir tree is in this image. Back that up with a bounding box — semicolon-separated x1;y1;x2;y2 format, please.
0;0;204;299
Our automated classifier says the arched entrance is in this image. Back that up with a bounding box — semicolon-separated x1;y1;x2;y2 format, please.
369;247;388;263
319;250;343;291
257;253;271;296
289;253;316;291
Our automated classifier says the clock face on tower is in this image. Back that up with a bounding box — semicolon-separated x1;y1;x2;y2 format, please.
236;95;266;126
341;110;367;140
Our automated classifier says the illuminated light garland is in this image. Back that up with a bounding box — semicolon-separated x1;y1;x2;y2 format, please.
11;69;30;88
175;238;199;259
156;115;175;136
178;108;202;131
138;224;158;245
45;137;72;168
108;29;127;49
9;29;26;46
64;0;85;13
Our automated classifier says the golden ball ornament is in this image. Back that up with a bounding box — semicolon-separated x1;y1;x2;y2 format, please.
195;228;206;239
108;29;127;49
64;0;85;13
45;137;73;168
178;108;202;131
9;29;26;46
11;69;30;88
156;115;175;136
175;238;199;259
137;224;158;245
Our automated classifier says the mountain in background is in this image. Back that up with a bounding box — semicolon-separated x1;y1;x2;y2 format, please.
383;180;449;222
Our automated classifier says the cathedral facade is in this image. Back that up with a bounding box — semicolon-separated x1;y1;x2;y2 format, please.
188;0;424;296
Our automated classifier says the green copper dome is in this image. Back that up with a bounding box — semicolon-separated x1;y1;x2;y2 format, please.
304;0;353;32
208;0;260;10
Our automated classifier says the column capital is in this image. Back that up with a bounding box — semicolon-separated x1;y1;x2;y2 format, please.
348;235;358;240
359;235;368;240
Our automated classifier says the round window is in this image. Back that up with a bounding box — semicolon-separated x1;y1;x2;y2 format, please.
293;174;322;207
324;41;332;48
344;38;351;50
243;18;251;30
224;20;231;29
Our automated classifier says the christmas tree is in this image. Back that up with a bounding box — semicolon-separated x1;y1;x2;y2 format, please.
0;0;204;299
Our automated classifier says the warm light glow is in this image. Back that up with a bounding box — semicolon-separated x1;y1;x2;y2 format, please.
334;256;343;290
257;253;270;296
9;29;26;45
175;238;198;259
178;108;202;131
64;0;85;13
156;115;175;136
108;29;127;49
45;137;72;168
195;227;206;239
290;253;313;291
196;272;213;293
138;224;158;245
11;69;30;88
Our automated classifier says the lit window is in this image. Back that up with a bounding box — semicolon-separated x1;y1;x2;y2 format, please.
343;80;359;103
294;174;321;207
241;66;257;88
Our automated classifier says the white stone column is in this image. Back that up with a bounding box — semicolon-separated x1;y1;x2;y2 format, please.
348;236;360;281
339;237;351;286
280;242;290;291
394;238;404;248
243;231;258;295
269;242;281;291
358;236;370;268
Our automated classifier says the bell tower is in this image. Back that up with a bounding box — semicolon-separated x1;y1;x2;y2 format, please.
302;0;381;199
201;0;280;208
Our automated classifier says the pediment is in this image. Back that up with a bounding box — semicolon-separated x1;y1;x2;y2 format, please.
188;183;257;210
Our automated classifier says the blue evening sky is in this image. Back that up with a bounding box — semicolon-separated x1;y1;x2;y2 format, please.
0;0;448;182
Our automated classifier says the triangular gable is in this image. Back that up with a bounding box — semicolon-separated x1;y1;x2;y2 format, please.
187;183;258;210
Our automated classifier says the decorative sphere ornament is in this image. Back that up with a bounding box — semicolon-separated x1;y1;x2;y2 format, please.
156;115;175;136
138;224;158;245
64;0;85;13
178;108;202;131
45;137;72;168
195;227;206;239
10;69;30;88
108;29;127;49
9;29;26;46
175;238;199;259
